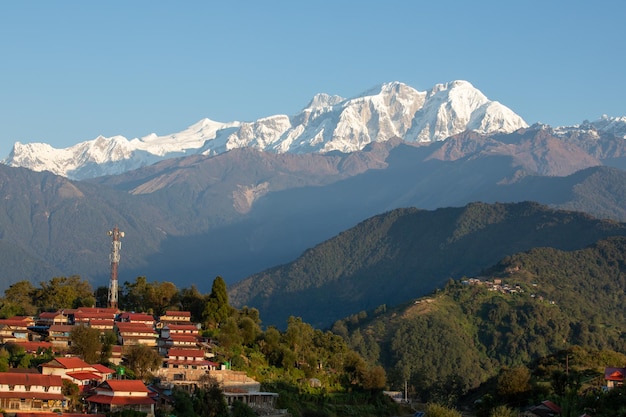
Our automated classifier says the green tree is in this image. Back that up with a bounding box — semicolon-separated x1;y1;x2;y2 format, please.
496;366;531;405
424;402;462;417
231;400;256;417
193;376;229;417
36;276;93;311
125;344;162;381
3;280;37;315
69;325;102;364
203;276;233;329
489;405;517;417
100;330;118;364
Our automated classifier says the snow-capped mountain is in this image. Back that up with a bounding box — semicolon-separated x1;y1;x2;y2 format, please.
3;80;530;180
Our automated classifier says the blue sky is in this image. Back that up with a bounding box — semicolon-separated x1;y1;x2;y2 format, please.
1;1;625;157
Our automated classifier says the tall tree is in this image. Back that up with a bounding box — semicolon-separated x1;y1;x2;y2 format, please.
69;325;101;364
125;344;162;381
203;276;233;329
3;280;37;315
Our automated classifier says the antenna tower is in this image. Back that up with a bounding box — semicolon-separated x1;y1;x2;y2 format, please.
107;226;124;309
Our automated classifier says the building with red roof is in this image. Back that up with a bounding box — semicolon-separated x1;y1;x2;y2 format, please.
40;357;112;391
85;379;155;416
0;373;65;413
114;322;157;346
158;310;191;326
118;312;155;325
605;367;626;389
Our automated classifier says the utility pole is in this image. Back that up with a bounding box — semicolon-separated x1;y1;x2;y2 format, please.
107;226;124;309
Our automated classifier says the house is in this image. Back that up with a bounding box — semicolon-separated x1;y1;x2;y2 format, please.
223;389;279;413
156;348;218;383
605;367;626;389
157;323;201;355
46;324;75;349
118;312;155;326
0;317;34;343
9;340;54;355
520;400;562;417
0;373;65;413
65;307;118;325
114;322;158;346
36;311;67;327
40;357;108;391
158;311;192;326
85;379;156;417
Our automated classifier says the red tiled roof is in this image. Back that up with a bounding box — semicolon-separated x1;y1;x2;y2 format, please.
43;356;93;370
165;334;199;342
605;367;626;381
0;373;62;387
86;394;155;405
164;311;191;317
115;322;155;333
48;324;75;332
74;312;117;320
0;319;31;327
167;348;205;357
91;364;116;374
104;379;150;392
38;311;64;319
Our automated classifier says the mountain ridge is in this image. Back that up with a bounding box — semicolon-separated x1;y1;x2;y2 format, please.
3;80;528;180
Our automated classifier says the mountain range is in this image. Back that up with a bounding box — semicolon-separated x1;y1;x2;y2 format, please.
1;80;626;330
3;80;530;180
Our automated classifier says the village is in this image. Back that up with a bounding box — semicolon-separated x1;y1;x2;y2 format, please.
0;306;282;417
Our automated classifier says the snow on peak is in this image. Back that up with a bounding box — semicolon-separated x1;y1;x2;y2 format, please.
3;80;529;180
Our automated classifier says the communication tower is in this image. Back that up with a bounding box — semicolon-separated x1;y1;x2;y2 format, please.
107;226;124;309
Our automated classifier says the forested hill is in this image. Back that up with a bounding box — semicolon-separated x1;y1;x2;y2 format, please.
229;201;626;329
335;236;626;403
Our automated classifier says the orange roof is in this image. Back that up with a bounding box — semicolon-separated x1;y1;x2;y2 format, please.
167;348;205;357
38;311;64;318
104;379;150;392
43;356;93;370
0;319;31;327
91;363;116;374
164;311;191;317
115;322;156;333
48;324;75;332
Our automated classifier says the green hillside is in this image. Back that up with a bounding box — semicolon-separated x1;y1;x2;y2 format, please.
333;236;626;402
230;201;626;329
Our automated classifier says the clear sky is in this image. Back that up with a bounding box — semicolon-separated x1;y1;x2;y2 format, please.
1;1;625;157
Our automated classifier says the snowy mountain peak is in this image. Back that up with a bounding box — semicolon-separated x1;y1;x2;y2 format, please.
2;80;529;180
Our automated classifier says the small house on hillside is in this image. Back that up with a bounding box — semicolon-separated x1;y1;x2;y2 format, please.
605;367;626;389
85;379;155;417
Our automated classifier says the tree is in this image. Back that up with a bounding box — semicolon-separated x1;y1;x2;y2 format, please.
362;365;387;392
192;376;229;417
125;344;162;381
36;276;93;311
497;366;531;405
489;405;517;417
203;276;233;328
424;403;462;417
100;330;118;364
70;325;102;364
3;280;37;315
